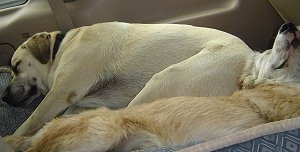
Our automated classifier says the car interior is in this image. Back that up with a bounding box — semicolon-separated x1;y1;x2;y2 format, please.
0;0;299;151
2;0;299;67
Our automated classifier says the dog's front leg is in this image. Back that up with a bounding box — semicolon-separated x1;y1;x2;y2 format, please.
14;89;76;136
249;95;300;122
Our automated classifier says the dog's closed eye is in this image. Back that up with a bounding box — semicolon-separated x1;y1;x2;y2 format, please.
21;45;26;49
12;61;22;75
274;59;288;69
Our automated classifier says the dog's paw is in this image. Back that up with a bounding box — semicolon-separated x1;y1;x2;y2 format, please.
4;135;30;151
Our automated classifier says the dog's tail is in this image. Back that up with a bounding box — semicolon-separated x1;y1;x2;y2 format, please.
3;135;31;152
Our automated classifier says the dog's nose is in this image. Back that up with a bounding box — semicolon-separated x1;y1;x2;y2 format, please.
29;85;38;95
2;86;11;103
279;23;297;33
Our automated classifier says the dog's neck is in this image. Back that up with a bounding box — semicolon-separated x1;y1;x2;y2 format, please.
52;33;65;60
43;33;65;92
239;50;272;89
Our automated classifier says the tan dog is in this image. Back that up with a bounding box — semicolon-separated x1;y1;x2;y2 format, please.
5;23;300;152
2;22;252;136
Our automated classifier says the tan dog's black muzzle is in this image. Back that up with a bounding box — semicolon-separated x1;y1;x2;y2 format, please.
2;84;38;107
2;85;21;106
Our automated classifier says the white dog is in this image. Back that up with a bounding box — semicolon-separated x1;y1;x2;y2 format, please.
2;22;252;136
4;23;300;152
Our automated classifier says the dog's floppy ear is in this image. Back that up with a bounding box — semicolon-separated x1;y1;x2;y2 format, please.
25;33;51;64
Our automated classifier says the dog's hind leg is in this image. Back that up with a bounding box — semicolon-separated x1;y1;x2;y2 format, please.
129;42;249;106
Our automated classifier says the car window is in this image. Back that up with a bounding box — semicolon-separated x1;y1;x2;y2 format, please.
0;0;27;10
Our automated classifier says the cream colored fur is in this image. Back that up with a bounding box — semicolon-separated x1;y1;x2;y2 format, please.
4;22;252;136
129;39;251;106
5;24;300;152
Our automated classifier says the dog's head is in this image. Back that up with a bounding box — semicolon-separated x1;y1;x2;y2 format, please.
239;23;300;88
2;32;60;106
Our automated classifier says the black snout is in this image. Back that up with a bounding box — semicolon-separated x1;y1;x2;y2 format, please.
279;23;297;33
2;85;38;107
29;85;38;95
2;85;11;103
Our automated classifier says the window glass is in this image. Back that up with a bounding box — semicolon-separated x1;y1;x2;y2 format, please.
0;0;28;10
